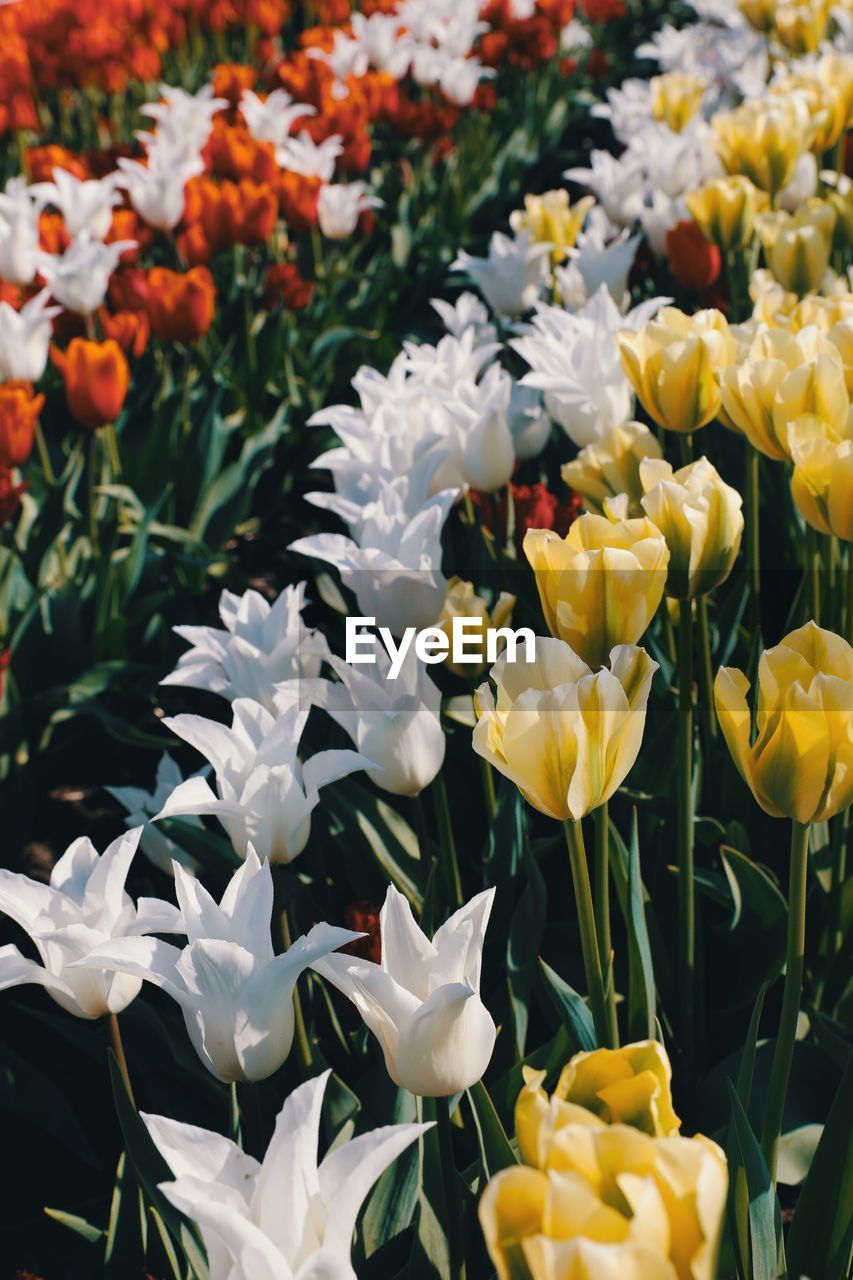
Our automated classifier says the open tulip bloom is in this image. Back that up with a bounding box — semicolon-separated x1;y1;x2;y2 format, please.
0;828;182;1019
80;851;361;1081
145;1068;430;1280
312;884;497;1097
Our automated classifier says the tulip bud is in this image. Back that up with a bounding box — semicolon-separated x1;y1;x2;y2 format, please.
617;307;734;434
474;640;658;822
51;338;129;431
649;72;706;133
713;98;814;197
757;201;837;297
684;176;769;253
523;514;669;670
0;382;43;469
561;421;663;519
789;415;853;541
715;621;853;823
640;456;744;599
509;190;595;264
435;578;516;677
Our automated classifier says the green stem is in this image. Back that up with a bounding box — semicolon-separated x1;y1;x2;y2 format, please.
34;421;55;485
761;821;810;1182
480;756;496;821
87;432;100;559
594;803;619;1048
745;443;761;635
272;868;313;1071
677;598;695;1066
433;773;463;909
108;1012;135;1108
829;809;848;957
563;819;612;1048
435;1096;467;1280
696;594;717;744
805;526;821;625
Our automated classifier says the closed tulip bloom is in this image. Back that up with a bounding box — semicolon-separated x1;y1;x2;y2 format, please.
313;885;497;1097
436;577;517;677
479;1122;727;1280
774;1;828;53
684;176;769;253
789;416;853;541
0;382;43;468
561;421;663;519
617;308;734;435
524;515;669;670
757;202;837;297
649;73;706;133
717;325;844;461
145;266;216;344
473;640;658;822
51;338;130;431
715;621;853;824
640;457;743;599
509;190;595;264
712;98;813;197
770;71;848;155
0;289;61;382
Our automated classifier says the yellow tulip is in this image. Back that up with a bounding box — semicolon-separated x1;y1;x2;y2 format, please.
749;269;800;327
828;317;853;394
523;515;669;670
771;341;849;444
817;52;853;130
684;176;769;253
479;1123;727;1280
789;415;853;541
473;640;657;822
516;1043;680;1166
650;73;706;134
823;176;853;254
774;1;829;53
770;71;848;154
639;457;744;600
435;577;516;677
712;98;814;196
510;190;596;264
617;308;734;435
757;201;837;297
715;621;853;823
717;325;844;460
737;0;777;31
561;422;663;519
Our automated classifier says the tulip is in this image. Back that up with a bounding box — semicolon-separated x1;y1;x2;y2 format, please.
649;72;706;133
155;699;372;865
479;1121;727;1280
318;182;382;239
717;325;845;461
770;70;848;156
737;0;776;30
51;338;130;431
436;578;517;677
639;457;743;600
523;514;669;670
118;154;203;231
0;382;42;469
774;0;828;53
0;289;61;382
106;753;203;877
0;828;181;1020
38;237;136;315
617;307;734;435
509;190;595;264
756;201;837;297
162;583;328;715
145;265;216;343
789;416;853;541
715;621;853;825
32;169;121;241
0;177;42;286
313;885;497;1096
712;98;814;197
664;221;721;294
83;852;361;1081
147;1069;428;1280
684;175;769;253
453;230;552;318
99;307;150;360
561;421;663;519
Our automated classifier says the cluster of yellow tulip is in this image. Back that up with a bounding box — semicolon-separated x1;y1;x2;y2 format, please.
479;1041;728;1280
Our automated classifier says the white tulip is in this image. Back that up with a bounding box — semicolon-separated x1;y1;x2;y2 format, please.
140;83;227;158
39;237;136;315
564;150;646;227
155;699;371;864
0;288;61;382
118;154;203;231
350;12;413;79
31;168;121;241
508;382;551;460
0;828;181;1020
313;885;497;1096
0;177;42;286
277;133;344;181
317;183;382;240
82;852;360;1081
453;230;552;318
561;213;642;309
308;30;370;97
306;643;445;797
106;753;203;876
146;1068;429;1280
430;292;497;346
240;88;316;148
162;584;328;715
439;55;494;106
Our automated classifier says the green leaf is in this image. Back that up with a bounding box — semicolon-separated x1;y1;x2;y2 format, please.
104;1150;145;1279
537;958;596;1053
624;809;656;1043
725;985;767;1280
43;1207;105;1244
787;1054;853;1280
507;840;547;1057
467;1080;517;1179
726;1082;785;1280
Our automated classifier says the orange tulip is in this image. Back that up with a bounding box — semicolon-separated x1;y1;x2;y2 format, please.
145;267;217;344
51;339;130;431
0;382;43;468
99;308;150;359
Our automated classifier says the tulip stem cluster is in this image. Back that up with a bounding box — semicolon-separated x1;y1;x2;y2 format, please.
760;820;811;1181
677;600;696;1067
563;819;613;1049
